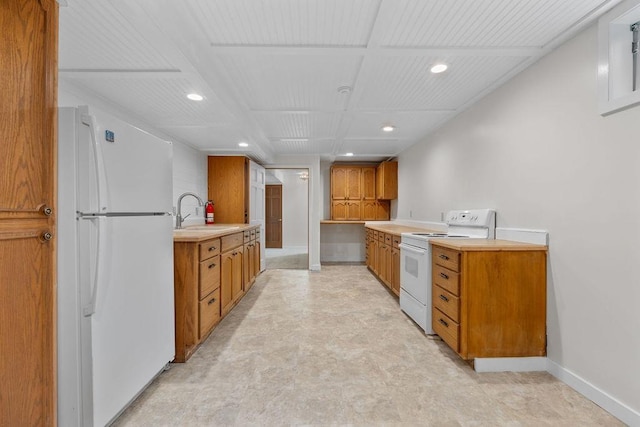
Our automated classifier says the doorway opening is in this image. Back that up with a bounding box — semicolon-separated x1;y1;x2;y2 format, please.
265;169;309;270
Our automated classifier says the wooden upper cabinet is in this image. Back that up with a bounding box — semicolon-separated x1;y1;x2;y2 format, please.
376;161;398;200
0;0;58;425
330;164;390;221
331;166;362;200
208;156;249;223
361;167;376;200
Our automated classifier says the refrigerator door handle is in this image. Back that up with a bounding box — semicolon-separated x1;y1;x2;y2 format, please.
81;113;109;212
82;216;107;317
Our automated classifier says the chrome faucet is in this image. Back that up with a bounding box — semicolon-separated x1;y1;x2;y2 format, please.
175;192;205;229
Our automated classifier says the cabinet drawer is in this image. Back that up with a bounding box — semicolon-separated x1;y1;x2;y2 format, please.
199;238;220;261
243;230;251;243
392;235;400;249
372;230;379;240
433;308;459;352
384;233;392;245
432;285;459;322
378;231;385;242
250;229;256;240
433;245;461;272
432;264;460;296
199;255;220;299
199;288;221;339
221;232;243;252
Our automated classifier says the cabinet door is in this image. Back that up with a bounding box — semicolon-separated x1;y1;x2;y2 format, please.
220;251;234;316
376;201;390;220
331;167;348;200
361;167;376;200
346;201;361;221
231;247;244;302
243;243;251;291
0;1;58;425
208;156;248;223
331;201;348;220
376;161;398;200
391;247;400;295
254;238;261;275
361;201;377;220
346;167;361;199
377;243;387;283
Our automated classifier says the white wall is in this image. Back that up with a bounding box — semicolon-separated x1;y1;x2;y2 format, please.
398;24;640;422
58;82;208;226
269;169;308;248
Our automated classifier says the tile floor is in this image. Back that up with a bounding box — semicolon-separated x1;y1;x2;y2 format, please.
265;246;308;270
113;266;623;426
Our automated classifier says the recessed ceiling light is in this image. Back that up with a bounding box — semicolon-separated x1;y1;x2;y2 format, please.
430;63;448;74
187;93;204;101
382;125;395;132
345;152;354;157
238;142;249;147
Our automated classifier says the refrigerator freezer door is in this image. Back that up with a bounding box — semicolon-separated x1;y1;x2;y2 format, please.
77;106;173;214
79;214;175;426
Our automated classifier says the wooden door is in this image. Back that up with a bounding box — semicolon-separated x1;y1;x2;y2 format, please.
331;201;348;220
0;1;58;425
265;185;282;248
376;201;390;220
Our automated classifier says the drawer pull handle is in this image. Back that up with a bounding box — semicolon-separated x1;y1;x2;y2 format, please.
439;272;449;280
208;263;216;269
439;254;449;260
207;297;217;305
208;246;217;252
439;294;449;302
438;318;449;327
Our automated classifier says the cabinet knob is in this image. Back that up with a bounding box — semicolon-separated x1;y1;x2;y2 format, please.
207;297;217;305
41;231;53;241
439;294;449;302
208;246;217;251
438;254;449;260
439;272;449;280
41;205;53;216
438;318;449;328
208;263;216;269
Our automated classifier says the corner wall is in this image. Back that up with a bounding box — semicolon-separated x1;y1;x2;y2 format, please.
397;24;640;423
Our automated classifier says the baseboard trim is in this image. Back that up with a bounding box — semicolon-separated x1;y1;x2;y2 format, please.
310;263;321;271
546;359;640;426
473;357;547;372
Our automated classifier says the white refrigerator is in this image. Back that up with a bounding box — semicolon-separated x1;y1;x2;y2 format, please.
57;106;175;426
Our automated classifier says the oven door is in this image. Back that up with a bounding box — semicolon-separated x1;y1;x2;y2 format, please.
398;243;430;304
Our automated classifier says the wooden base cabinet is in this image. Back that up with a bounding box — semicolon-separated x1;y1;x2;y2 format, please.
365;228;401;296
174;227;261;362
431;243;547;360
174;237;222;362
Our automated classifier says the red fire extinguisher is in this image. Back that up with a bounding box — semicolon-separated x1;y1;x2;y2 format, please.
205;201;215;224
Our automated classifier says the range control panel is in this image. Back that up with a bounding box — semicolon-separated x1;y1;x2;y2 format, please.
446;209;495;227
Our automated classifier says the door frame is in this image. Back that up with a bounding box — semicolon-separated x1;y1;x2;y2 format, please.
264;168;310;268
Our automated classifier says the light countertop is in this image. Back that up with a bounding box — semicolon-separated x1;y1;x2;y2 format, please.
429;238;547;251
364;223;441;235
173;223;258;243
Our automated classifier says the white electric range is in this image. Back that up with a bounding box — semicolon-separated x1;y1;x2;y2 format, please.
399;209;496;334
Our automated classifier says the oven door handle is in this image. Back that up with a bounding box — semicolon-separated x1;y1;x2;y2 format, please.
398;243;427;255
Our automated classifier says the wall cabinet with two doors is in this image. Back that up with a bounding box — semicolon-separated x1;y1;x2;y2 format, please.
173;226;260;362
330;161;398;221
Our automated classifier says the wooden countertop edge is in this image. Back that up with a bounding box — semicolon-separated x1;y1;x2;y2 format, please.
173;224;259;243
429;238;548;251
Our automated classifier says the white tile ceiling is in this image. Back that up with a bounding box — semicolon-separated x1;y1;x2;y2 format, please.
58;0;623;163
